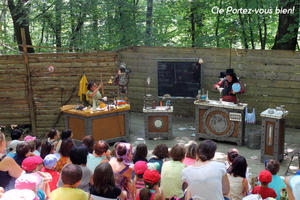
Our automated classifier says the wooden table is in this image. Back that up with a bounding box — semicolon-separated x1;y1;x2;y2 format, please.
62;105;130;143
143;106;173;140
194;100;247;145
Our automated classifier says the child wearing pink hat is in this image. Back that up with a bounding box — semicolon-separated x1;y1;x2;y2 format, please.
22;156;52;198
134;161;148;192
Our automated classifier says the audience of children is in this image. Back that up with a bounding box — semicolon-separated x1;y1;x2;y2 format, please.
2;128;300;200
161;144;186;199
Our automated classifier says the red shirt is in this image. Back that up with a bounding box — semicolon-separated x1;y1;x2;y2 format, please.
252;186;277;199
41;167;60;192
214;80;245;103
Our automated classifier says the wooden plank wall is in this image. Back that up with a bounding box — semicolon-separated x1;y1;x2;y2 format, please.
119;47;300;128
0;52;118;136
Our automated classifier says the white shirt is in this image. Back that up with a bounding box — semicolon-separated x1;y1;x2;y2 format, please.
182;161;226;200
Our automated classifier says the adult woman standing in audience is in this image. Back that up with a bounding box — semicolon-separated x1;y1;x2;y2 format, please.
182;140;230;200
0;131;23;190
109;142;134;200
57;145;91;192
55;138;74;173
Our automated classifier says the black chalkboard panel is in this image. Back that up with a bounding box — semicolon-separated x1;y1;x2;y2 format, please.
157;62;201;97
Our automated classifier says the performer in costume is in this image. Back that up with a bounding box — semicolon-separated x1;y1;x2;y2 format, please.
214;69;244;103
86;80;107;106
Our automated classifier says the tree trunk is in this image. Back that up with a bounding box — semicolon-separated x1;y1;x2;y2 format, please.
272;0;299;50
55;0;62;51
235;0;248;49
7;0;34;53
190;0;196;47
245;0;255;49
215;0;223;48
255;0;264;49
145;0;153;46
1;0;7;54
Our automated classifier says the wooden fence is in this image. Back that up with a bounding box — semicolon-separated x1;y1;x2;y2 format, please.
119;47;300;128
0;52;118;136
0;46;299;137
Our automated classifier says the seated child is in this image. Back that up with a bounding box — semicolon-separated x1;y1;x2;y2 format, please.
265;159;286;200
148;144;169;174
136;169;164;200
226;148;239;170
133;144;148;164
14;142;31;166
41;154;60;192
22;156;52;197
182;141;197;166
134;161;148;190
49;164;88;200
252;170;277;199
15;173;45;200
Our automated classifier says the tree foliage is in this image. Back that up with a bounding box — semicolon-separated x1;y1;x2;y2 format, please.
0;0;299;54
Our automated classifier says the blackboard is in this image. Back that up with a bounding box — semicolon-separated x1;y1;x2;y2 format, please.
157;62;201;97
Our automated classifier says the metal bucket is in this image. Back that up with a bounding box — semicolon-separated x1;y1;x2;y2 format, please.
247;129;261;149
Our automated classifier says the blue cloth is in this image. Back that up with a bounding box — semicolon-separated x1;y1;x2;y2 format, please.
148;157;164;174
268;175;286;200
86;153;106;173
6;152;16;158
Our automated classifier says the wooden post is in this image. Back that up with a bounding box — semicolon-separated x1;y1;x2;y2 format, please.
21;28;37;135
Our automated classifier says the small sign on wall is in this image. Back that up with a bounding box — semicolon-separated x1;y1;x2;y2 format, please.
48;65;55;73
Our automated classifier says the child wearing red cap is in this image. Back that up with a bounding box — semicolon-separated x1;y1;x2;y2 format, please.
252;170;277;199
136;169;164;200
134;161;148;192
